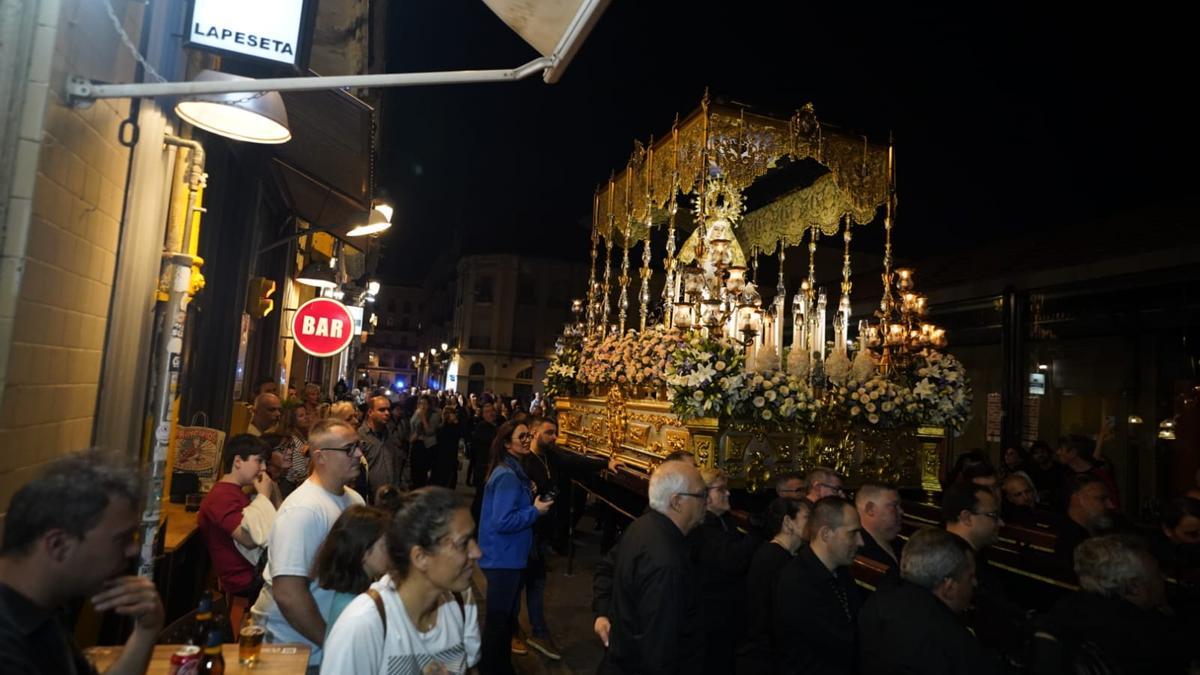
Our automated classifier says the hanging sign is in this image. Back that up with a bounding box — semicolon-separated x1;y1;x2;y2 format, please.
186;0;316;68
292;298;355;357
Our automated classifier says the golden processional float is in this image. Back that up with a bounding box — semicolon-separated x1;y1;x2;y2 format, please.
546;94;972;492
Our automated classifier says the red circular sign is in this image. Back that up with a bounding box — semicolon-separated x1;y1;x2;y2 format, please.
292;298;355;357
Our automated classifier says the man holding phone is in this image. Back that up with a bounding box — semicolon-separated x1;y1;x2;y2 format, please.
518;417;620;660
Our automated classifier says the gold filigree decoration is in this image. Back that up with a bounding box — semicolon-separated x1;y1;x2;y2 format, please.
627;412;678;432
664;429;691;455
738;173;867;254
593;100;889;249
707;111;790;192
627;423;650;448
691;175;745;226
606;386;627;455
726;434;752;462
587;419;607;448
694;435;716;467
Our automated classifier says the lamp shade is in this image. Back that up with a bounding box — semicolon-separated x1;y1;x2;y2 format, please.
174;70;291;144
347;207;391;237
296;261;337;289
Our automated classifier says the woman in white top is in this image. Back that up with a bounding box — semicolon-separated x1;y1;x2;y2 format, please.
322;486;483;675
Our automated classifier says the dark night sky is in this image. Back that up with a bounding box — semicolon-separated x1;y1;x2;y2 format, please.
377;1;1192;284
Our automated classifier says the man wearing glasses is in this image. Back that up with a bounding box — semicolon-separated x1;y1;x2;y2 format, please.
599;458;708;674
942;480;1025;648
943;482;1003;553
804;467;845;503
250;418;366;669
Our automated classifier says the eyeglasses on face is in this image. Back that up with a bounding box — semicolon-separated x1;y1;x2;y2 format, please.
319;441;364;455
816;482;844;493
516;432;532;441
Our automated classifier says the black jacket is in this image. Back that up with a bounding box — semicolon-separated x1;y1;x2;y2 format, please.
856;529;903;582
1036;591;1190;675
858;580;1003;675
736;541;794;674
600;511;704;675
772;546;863;675
467;419;497;486
691;511;760;675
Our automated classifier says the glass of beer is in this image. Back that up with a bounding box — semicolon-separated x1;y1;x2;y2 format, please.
238;624;266;665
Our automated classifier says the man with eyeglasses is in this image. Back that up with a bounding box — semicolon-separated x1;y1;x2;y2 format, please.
599;458;707;674
804;467;845;504
942;481;1025;650
250;418;366;669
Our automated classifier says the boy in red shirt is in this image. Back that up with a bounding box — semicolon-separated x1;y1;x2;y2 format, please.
198;435;278;627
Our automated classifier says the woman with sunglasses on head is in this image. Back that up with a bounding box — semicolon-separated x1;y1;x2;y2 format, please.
477;421;554;675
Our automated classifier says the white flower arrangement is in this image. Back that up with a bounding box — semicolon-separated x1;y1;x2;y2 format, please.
666;332;746;419
829;376;915;430
732;369;819;431
909;349;973;432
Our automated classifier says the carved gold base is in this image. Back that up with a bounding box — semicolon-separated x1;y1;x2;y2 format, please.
557;392;945;489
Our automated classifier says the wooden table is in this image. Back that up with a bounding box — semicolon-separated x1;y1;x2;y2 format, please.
85;643;310;673
162;501;200;554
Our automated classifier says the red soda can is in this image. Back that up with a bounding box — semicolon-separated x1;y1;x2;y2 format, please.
169;645;202;675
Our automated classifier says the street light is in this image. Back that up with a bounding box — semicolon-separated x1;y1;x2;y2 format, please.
173;70;291;144
347;203;393;237
296;260;337;289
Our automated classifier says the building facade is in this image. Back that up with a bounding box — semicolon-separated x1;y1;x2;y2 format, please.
448;254;587;403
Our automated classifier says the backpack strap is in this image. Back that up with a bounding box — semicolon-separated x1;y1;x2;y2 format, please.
367;588;387;637
452;591;465;621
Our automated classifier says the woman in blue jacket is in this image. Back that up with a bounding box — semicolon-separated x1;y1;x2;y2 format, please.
478;420;554;674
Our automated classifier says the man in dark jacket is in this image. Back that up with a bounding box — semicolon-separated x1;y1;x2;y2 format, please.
858;528;1002;675
773;497;865;675
854;483;904;582
600;458;708;674
520;417;615;660
1035;534;1190;675
468;401;499;522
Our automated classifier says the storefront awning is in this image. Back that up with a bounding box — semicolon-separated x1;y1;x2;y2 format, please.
482;0;610;82
271;87;373;235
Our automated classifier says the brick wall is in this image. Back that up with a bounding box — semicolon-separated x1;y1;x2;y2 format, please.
0;0;133;511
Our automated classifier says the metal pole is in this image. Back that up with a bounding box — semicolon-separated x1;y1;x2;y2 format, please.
138;135;206;578
67;57;555;103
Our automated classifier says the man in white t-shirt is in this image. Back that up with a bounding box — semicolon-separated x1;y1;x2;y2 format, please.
251;418;365;667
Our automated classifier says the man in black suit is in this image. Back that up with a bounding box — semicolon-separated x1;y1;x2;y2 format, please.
858;528;1003;675
854;483;904;580
772;497;865;675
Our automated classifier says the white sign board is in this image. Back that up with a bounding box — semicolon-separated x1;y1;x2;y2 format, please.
187;0;310;67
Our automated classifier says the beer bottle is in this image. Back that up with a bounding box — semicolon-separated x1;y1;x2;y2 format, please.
192;591;213;646
201;630;225;675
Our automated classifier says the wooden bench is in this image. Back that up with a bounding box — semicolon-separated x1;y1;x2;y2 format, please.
851;555;892;592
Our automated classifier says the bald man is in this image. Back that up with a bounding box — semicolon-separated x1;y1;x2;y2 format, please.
855;483;904;579
601;459;707;674
248;393;282;436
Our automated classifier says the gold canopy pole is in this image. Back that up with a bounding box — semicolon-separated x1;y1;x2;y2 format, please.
878;135;897;372
618;156;633;333
663;116;680;328
601;172;615;336
639;137;654;332
586;188;600;335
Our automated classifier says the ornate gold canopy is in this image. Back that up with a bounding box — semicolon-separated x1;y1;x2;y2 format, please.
593;97;891;248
